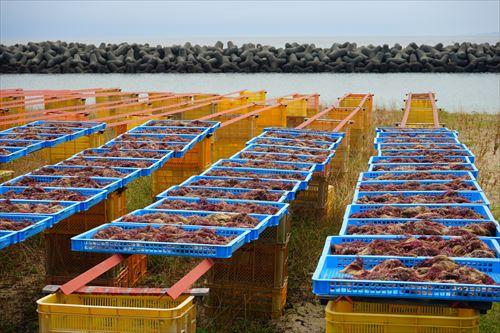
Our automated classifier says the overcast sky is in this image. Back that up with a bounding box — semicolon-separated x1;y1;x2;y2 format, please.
1;1;499;44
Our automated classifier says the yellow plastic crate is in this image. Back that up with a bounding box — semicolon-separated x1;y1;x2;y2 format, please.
152;167;201;197
44;95;86;110
93;105;116;120
115;100;145;116
44;132;104;164
126;114;151;130
338;94;373;133
339;96;364;108
410;98;433;109
301;118;351;174
148;94;194;119
285;116;306;128
255;104;287;133
240;90;266;103
194;93;217;101
0;95;25;129
279;97;307;117
37;293;196;333
169;137;212;170
215;97;248;111
407;107;435;124
292;94;320;117
95;88;122;103
212;117;256;161
152;138;212;196
326;300;480;333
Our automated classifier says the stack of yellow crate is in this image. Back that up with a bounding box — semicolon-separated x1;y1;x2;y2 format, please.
207;215;290;319
44;190;147;287
37;293;196;333
325;299;480;333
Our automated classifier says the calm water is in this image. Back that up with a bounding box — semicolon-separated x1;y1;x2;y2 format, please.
6;35;498;48
1;73;499;113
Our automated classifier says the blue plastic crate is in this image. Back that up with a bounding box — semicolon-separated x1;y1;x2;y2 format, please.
344;204;496;222
0;124;87;141
61;156;166;176
71;222;250;258
240;146;335;172
312;239;500;301
79;148;175;164
378;149;476;163
352;190;490;206
147;197;289;226
212;158;316;173
245;143;336;158
374;138;467;150
356;179;483;192
104;140;193;159
118;130;200;143
109;132;196;143
247;136;339;150
231;151;330;172
376;127;456;133
374;136;461;146
367;163;479;178
263;127;345;141
0;199;79;226
358;171;476;182
142;119;221;134
0;186;107;211
377;143;470;152
0;146;28;163
6;175;123;195
0;214;52;243
128;126;211;141
376;132;459;139
0;130;74;146
0;139;44;153
200;166;312;190
339;216;500;237
29;165;142;187
0;230;16;250
328;235;500;258
116;208;273;241
26;120;106;135
181;175;302;200
260;130;345;141
368;156;473;164
376;142;468;151
157;185;290;203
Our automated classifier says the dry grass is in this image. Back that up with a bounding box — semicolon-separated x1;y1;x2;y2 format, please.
0;108;498;333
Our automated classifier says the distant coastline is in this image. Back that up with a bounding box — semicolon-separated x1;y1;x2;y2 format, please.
1;41;499;74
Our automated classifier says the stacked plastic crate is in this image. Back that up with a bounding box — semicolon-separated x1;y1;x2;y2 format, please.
0;121;109;252
0;120;219;287
238;127;344;217
70;127;344;319
313;127;499;332
0;120;105;164
43;120;217;285
127;120;220;197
